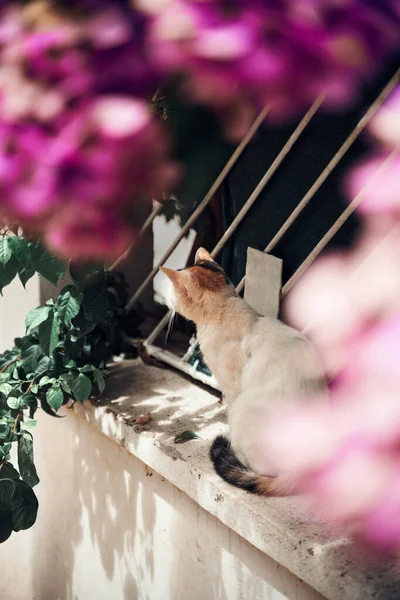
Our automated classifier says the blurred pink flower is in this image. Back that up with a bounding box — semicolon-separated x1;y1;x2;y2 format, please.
0;4;178;261
45;208;134;262
139;0;400;136
286;224;400;375
368;85;400;149
272;204;400;551
346;152;400;218
345;84;400;220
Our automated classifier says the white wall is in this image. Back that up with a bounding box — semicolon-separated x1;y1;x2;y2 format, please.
153;215;196;305
0;408;323;600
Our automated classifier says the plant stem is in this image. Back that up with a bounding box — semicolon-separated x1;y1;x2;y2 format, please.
0;356;20;373
26;377;35;394
13;412;21;434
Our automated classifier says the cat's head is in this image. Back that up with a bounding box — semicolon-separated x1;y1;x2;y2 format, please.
160;248;235;323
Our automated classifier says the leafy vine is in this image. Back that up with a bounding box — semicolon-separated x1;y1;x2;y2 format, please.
0;235;136;543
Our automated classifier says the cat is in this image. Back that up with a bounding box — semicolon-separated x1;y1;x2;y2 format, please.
161;247;327;496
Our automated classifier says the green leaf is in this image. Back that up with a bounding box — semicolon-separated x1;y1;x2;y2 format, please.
0;383;12;397
20;419;37;432
21;344;43;374
0;462;20;480
0;238;12;265
34;355;51;379
29;396;38;420
83;279;107;323
25;306;52;331
0;258;18;294
0;477;38;531
18;393;34;408
0;423;11;441
17;433;39;488
29;242;65;286
0;443;11;461
174;430;201;444
64;336;85;360
38;312;59;356
18;263;35;289
6;397;20;410
63;359;76;369
7;237;27;265
38;376;56;387
80;364;94;373
46;385;63;412
56;286;82;324
0;504;13;543
93;369;105;394
59;373;75;395
71;373;92;402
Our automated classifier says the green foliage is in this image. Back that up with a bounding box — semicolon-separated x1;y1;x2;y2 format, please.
0;236;65;294
0;244;139;544
17;433;39;488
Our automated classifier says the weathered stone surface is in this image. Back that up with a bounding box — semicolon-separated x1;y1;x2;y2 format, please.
76;359;400;600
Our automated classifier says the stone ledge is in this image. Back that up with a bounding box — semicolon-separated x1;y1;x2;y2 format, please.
74;359;399;600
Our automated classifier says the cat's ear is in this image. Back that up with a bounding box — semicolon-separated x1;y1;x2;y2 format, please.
160;267;186;289
195;247;214;264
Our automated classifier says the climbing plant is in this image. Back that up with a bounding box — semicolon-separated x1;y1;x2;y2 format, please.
0;235;136;543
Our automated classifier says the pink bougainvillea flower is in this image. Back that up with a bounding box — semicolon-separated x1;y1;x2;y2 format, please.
346;152;400;218
286;223;400;375
139;0;400;136
272;212;400;552
361;473;400;552
45;208;134;262
0;3;178;261
368;85;400;149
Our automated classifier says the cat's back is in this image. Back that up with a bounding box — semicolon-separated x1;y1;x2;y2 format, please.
241;315;326;394
247;314;306;349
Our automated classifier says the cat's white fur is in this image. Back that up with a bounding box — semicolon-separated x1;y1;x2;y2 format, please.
161;249;327;483
196;296;326;475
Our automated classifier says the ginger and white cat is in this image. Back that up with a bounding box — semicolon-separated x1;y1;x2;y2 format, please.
161;248;326;496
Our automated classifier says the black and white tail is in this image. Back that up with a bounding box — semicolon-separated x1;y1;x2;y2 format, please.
210;436;292;497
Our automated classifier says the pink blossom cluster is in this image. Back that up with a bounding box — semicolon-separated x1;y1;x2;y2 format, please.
265;87;400;552
140;0;400;137
0;2;179;261
0;1;399;261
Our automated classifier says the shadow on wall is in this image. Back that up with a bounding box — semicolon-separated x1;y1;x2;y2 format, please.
25;361;330;600
29;405;325;600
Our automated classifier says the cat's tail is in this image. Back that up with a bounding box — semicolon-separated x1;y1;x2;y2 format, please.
209;435;293;497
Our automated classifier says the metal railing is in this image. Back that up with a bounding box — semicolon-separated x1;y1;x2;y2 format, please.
116;68;400;390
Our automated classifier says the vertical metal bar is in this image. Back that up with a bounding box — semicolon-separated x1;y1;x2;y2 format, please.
126;105;270;311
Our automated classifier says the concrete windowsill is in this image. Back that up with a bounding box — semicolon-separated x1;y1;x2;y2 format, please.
74;359;399;600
